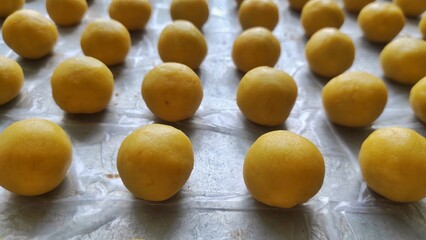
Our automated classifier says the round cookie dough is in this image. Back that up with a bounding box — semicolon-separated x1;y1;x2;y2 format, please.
358;2;405;43
158;20;207;70
81;19;131;66
420;15;426;40
0;118;72;196
170;0;209;29
394;0;426;17
380;37;426;85
46;0;87;27
51;56;114;114
322;72;388;127
301;0;345;37
0;0;24;18
237;66;298;126
117;124;194;201
288;0;310;11
239;0;279;31
0;56;24;105
142;63;203;122
343;0;375;13
109;0;152;31
359;127;426;202
305;28;355;78
2;10;58;59
232;27;281;73
410;76;426;123
244;130;325;208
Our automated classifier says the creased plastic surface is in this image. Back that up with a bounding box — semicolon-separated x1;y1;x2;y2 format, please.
0;0;425;239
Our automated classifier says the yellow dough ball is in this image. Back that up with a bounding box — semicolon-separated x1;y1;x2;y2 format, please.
142;63;203;122
158;20;207;70
0;118;72;196
51;56;114;114
358;2;405;43
232;27;281;73
343;0;375;13
322;72;388;127
46;0;87;27
301;0;345;37
239;0;279;31
170;0;209;29
109;0;152;31
380;37;426;85
394;0;426;17
2;10;58;59
0;56;24;105
243;130;325;208
117;124;194;201
81;19;131;66
0;0;24;18
410;76;426;123
288;0;310;11
420;15;426;40
359;127;426;202
237;66;298;126
305;28;355;78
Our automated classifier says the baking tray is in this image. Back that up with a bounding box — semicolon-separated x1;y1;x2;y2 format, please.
0;0;425;239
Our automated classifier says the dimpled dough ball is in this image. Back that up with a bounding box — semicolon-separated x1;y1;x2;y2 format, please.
158;20;207;70
46;0;87;27
142;63;203;122
237;66;298;126
394;0;426;17
0;56;24;105
170;0;209;29
0;118;72;196
243;130;325;208
322;72;388;127
380;38;426;85
420;15;426;40
239;0;279;31
117;124;194;201
410;77;426;123
232;27;281;73
358;2;405;43
51;56;114;114
343;0;375;13
0;0;24;18
305;28;355;78
359;127;426;202
81;19;131;66
301;0;345;37
288;0;310;11
109;0;152;31
2;10;58;59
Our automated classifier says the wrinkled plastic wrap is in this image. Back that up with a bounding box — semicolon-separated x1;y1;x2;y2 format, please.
0;0;425;239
